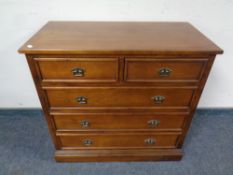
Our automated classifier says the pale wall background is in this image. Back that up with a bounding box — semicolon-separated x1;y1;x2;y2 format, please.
0;0;232;108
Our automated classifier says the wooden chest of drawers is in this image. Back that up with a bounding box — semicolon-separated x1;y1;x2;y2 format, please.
18;22;223;162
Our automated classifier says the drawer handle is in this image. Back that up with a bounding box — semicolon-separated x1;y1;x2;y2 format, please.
159;68;172;77
144;138;156;145
148;120;160;127
76;96;87;104
72;68;85;77
80;120;90;128
83;139;93;146
152;95;165;103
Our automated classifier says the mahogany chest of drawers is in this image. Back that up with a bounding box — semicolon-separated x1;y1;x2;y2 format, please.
19;22;223;162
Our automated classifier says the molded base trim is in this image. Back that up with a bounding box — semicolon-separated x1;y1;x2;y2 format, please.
55;149;183;162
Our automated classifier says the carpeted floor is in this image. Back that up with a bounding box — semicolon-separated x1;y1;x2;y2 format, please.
0;109;232;175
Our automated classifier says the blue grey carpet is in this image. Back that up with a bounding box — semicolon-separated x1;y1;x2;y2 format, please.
0;109;233;175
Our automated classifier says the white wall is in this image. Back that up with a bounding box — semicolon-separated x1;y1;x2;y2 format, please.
0;0;232;108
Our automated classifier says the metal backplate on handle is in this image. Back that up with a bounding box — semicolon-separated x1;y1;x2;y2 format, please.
152;95;165;104
144;138;156;145
76;96;87;104
80;120;90;128
72;68;85;77
148;120;160;127
83;139;93;146
159;68;172;77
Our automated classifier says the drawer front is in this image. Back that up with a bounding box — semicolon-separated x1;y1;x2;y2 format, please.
35;58;119;82
46;88;194;108
58;133;180;148
54;114;185;131
125;58;207;82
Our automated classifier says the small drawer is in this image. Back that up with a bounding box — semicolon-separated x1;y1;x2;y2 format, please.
58;132;180;149
53;114;186;131
124;58;207;82
35;58;119;82
46;87;194;108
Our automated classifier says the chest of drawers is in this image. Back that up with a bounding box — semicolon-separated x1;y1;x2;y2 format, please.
18;22;223;162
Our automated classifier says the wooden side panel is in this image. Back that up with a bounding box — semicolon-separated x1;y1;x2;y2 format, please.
26;55;61;149
177;56;216;147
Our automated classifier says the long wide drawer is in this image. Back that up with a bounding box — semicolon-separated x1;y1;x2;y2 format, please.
46;87;194;108
57;132;180;149
125;58;207;82
35;58;119;82
53;114;186;131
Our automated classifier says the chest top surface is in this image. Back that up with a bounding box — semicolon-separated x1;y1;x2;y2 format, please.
18;21;223;55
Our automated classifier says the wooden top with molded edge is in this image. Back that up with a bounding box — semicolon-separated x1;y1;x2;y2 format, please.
18;21;223;55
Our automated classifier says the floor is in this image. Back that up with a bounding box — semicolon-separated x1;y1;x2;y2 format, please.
0;109;232;175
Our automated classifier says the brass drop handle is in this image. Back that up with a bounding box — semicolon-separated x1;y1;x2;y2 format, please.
83;139;93;146
159;68;172;77
80;120;90;128
148;120;160;127
72;68;85;77
152;95;165;103
76;96;87;104
144;138;156;145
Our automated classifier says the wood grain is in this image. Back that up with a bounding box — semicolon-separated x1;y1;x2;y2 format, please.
57;131;181;149
53;113;186;131
35;57;119;83
125;58;207;82
18;22;223;55
45;87;195;108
